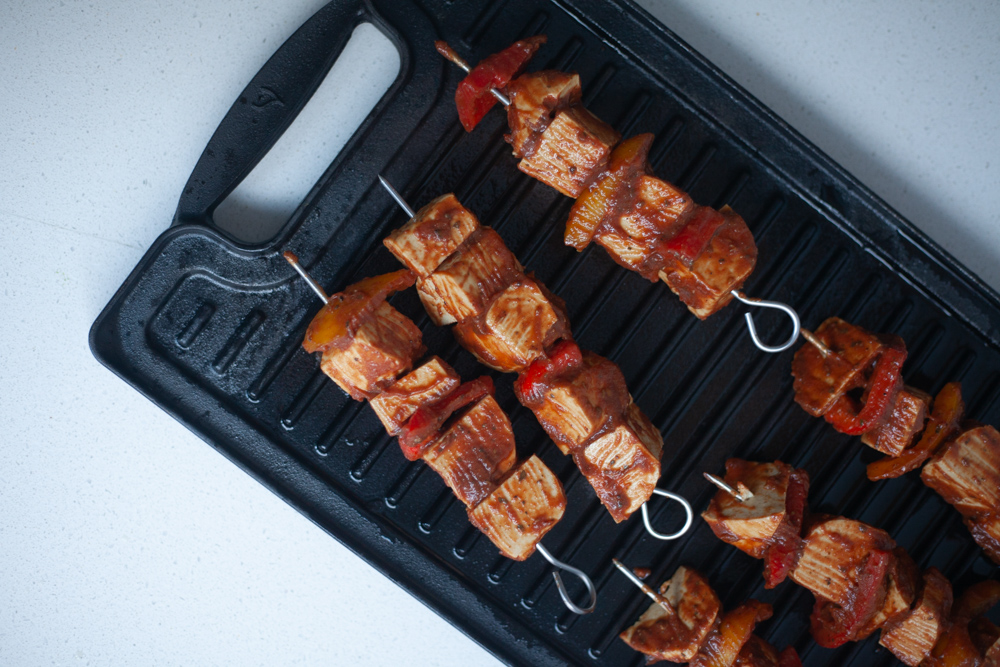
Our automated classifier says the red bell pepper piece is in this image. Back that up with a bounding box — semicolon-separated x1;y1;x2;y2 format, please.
513;339;583;404
398;376;494;460
660;205;726;266
761;469;809;588
777;647;803;667
437;36;546;132
809;549;891;648
824;337;907;435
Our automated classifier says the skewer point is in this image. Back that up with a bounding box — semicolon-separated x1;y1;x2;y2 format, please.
703;472;753;502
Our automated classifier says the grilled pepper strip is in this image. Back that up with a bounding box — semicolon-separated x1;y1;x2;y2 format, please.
809;549;891;648
438;36;546;132
398;376;494;460
761;469;809;588
303;269;416;353
564;133;652;250
513;339;583;404
824;338;907;435
867;382;964;480
690;600;773;667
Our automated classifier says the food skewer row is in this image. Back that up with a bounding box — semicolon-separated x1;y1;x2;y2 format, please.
700;458;1000;665
613;559;803;666
434;36;801;354
377;177;694;535
791;315;1000;565
283;252;597;614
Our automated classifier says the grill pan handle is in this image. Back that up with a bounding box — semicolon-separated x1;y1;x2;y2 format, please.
173;0;379;228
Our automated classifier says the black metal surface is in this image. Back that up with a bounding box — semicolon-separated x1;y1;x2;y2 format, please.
91;0;1000;664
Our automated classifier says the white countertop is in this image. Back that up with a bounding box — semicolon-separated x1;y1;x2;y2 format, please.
2;1;998;665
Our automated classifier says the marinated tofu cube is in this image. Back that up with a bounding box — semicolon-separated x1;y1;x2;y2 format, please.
658;206;757;319
858;548;920;639
619;566;722;663
422;395;517;507
965;513;1000;565
861;386;931;456
922;424;1000;518
319;300;424;401
791;316;885;417
574;401;663;523
467;454;567;561
880;568;953;666
790;516;895;606
417;227;522;325
701;460;794;559
505;70;582;158
518;106;621;198
595;175;694;281
453;278;570;373
369;356;460;435
383;193;480;277
520;351;629;455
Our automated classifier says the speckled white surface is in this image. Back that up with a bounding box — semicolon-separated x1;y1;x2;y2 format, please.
1;1;997;665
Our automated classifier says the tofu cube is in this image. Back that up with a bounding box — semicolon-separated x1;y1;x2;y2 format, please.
369;356;460;435
574;401;663;523
417;227;522;325
422;395;517;508
505;71;582;157
861;386;931;456
521;352;629;455
453;278;570;373
880;568;952;666
467;454;567;561
619;566;722;663
518;105;621;198
383;193;479;277
701;460;793;559
859;548;920;639
658;206;757;319
790;517;895;607
319;301;424;401
922;424;1000;518
966;514;1000;565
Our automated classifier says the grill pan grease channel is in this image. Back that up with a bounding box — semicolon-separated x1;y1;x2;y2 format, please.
90;0;1000;664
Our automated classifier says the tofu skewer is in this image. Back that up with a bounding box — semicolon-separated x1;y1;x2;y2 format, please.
791;315;1000;565
434;38;802;354
702;459;1000;664
378;178;694;537
283;252;598;614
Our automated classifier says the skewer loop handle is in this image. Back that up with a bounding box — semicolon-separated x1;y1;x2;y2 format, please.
730;290;801;354
641;488;694;541
536;544;597;615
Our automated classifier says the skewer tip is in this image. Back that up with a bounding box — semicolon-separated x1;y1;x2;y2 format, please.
702;472;753;502
282;250;300;265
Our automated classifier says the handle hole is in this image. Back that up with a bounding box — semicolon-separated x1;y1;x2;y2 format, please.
213;22;398;244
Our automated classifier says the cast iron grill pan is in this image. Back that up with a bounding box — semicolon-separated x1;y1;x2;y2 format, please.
90;0;1000;664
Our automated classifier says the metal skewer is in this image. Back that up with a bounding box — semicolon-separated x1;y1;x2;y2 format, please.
436;44;511;106
702;472;754;502
378;176;695;544
283;249;596;615
611;558;674;615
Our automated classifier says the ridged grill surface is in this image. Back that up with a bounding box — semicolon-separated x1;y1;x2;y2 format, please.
91;1;1000;665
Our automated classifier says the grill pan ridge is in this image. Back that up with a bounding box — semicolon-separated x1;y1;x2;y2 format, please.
90;0;1000;664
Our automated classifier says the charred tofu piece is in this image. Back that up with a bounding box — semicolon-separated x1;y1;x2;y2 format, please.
574;401;663;523
861;386;931;456
369;356;460;435
517;105;621;198
658;206;758;319
966;514;1000;565
319;300;424;401
880;568;953;666
594;175;695;281
453;278;570;373
518;351;630;455
619;566;722;663
790;516;895;607
505;70;582;158
701;460;795;559
383;194;480;277
417;227;522;325
422;395;517;507
791;316;885;417
858;548;920;639
922;424;1000;519
467;454;566;561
